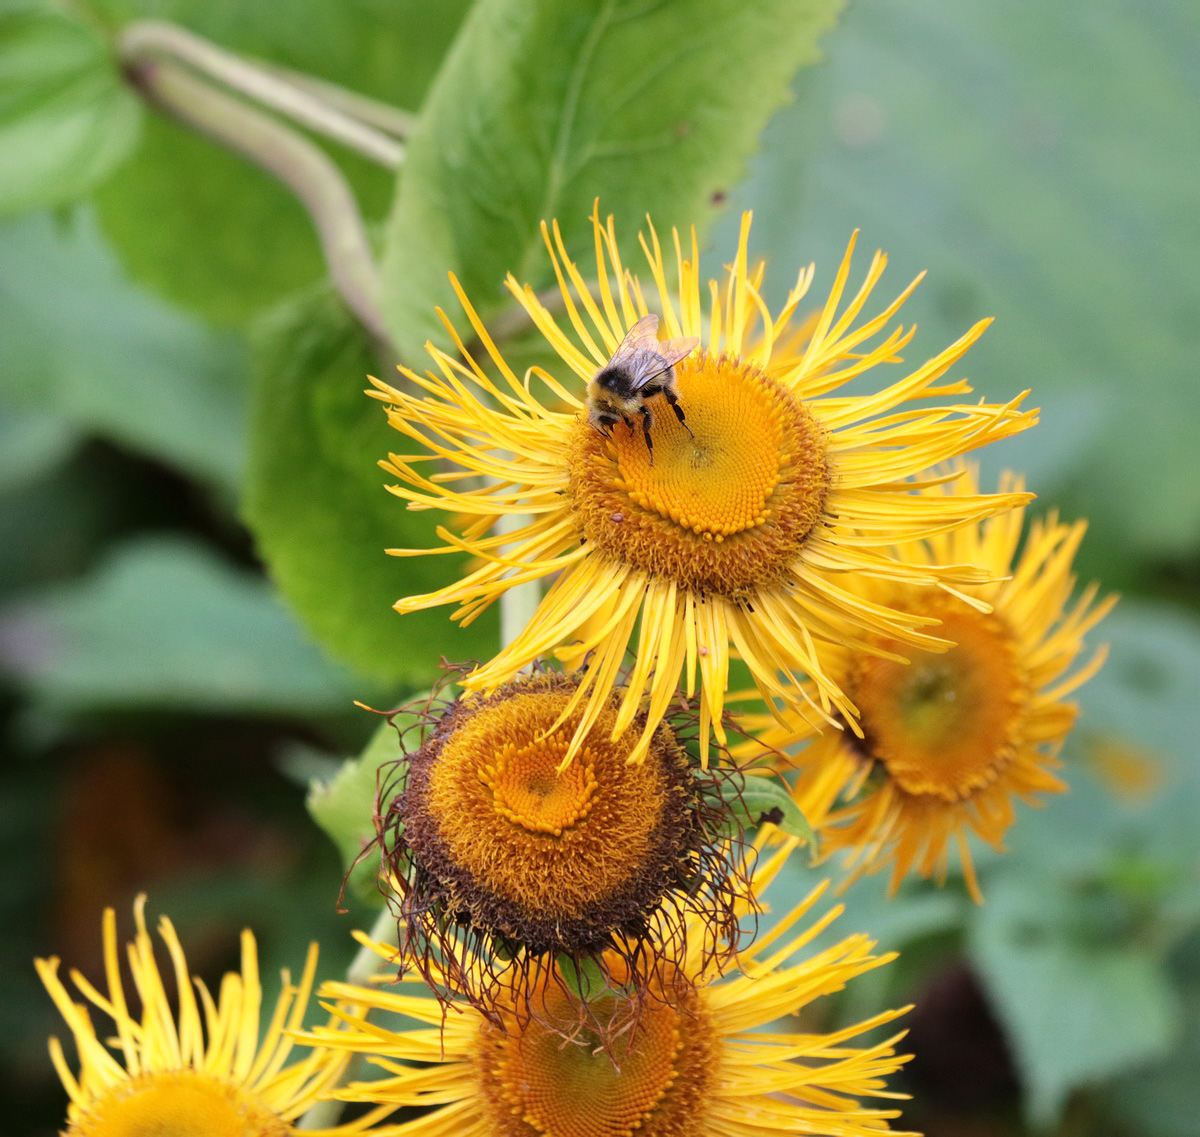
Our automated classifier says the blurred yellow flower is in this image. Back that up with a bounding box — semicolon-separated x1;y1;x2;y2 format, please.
36;896;378;1136
372;207;1035;765
746;470;1115;901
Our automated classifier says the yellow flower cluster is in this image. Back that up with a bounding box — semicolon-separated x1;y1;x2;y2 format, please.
37;209;1110;1137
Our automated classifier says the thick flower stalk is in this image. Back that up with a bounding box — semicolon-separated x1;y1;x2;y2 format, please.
36;896;389;1135
742;469;1115;901
373;207;1036;764
304;843;916;1137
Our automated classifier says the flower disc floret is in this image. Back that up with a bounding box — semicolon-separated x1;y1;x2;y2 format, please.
851;601;1029;802
477;982;715;1137
63;1071;290;1137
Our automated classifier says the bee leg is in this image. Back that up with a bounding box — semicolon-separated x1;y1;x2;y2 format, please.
664;389;695;438
639;405;655;465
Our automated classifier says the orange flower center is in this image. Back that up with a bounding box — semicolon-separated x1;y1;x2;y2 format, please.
569;351;829;594
479;736;599;836
851;605;1028;802
67;1070;289;1137
477;983;717;1137
394;676;709;958
426;692;672;921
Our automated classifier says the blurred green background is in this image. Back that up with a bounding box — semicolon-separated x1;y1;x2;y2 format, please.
1;0;1197;1134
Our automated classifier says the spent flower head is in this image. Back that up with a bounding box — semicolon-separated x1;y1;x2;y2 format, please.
373;669;752;1031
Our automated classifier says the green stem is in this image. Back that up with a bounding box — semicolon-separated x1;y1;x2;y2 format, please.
123;56;390;350
295;906;397;1130
259;62;416;141
120;21;404;169
496;509;541;648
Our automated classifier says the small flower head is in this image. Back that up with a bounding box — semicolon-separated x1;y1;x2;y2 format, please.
36;897;367;1137
374;207;1035;765
376;670;749;1025
747;470;1115;901
309;847;915;1137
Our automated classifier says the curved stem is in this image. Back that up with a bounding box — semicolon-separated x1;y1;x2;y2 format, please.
124;56;391;350
120;21;404;169
260;62;416;141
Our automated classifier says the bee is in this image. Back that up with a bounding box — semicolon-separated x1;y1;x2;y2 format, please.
586;314;699;463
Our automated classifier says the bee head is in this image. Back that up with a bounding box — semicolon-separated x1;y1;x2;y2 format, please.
587;406;621;436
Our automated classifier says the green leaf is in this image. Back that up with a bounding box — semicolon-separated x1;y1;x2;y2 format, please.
969;874;1179;1128
556;953;609;1001
381;0;843;363
93;114;341;328
308;715;413;910
89;0;474;326
242;289;498;685
720;774;816;845
0;535;362;716
0;211;248;492
0;403;77;492
1106;931;1200;1137
725;0;1200;557
0;0;141;214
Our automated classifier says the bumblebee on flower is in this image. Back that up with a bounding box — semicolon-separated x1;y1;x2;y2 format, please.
372;205;1036;768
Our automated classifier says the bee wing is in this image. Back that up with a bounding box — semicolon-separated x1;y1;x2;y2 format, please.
605;314;661;368
654;336;700;369
624;335;701;392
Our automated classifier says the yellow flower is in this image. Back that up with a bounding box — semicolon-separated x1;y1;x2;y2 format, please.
376;671;748;1026
306;845;915;1137
746;470;1115;902
36;896;377;1136
373;207;1035;763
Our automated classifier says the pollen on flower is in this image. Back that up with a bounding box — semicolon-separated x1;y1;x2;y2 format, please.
569;351;830;594
478;735;599;836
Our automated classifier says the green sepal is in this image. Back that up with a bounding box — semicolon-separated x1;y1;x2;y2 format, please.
556;953;610;1003
307;711;419;909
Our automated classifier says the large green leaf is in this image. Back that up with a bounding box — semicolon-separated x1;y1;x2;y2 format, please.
243;289;498;685
1107;931;1200;1137
0;212;247;491
381;0;843;363
0;535;362;716
89;0;474;326
723;0;1200;559
969;873;1179;1128
0;0;141;213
